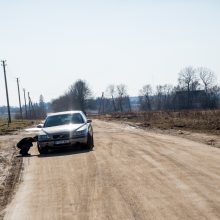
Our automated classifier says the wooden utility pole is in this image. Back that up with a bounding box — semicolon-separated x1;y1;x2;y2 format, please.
23;89;28;119
1;60;11;123
28;92;35;119
16;78;23;119
29;97;35;118
28;92;31;118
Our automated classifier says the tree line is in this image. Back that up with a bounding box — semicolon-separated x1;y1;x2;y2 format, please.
51;66;220;114
13;94;47;120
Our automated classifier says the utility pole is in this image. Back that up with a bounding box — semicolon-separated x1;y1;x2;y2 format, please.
28;92;31;119
29;96;35;118
1;60;11;123
16;78;23;119
28;92;35;119
23;89;28;119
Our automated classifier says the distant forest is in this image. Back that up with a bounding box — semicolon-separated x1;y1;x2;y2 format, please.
1;66;219;120
51;66;220;115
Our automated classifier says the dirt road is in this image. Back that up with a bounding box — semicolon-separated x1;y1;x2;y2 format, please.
4;120;220;220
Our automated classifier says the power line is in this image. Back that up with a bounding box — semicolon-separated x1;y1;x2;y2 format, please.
1;60;11;123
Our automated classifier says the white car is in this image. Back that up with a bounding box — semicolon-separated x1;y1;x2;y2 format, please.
37;111;94;154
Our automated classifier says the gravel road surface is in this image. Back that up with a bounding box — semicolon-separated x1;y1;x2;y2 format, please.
4;120;220;220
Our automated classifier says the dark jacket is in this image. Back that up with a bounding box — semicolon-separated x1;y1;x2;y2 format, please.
17;136;38;149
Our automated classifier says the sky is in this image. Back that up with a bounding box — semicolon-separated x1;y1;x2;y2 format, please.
0;0;220;106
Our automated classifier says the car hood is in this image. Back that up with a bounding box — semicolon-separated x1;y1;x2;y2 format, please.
40;123;85;135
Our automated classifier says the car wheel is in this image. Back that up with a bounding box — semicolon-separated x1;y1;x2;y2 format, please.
86;134;94;150
38;144;48;154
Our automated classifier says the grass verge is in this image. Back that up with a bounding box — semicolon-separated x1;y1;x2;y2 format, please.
0;120;36;135
95;110;220;135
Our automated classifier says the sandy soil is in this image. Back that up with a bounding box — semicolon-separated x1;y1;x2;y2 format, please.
3;120;220;220
107;119;220;149
0;128;40;219
0;134;23;219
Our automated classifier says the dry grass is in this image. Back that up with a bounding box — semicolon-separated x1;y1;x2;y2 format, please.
0;119;35;135
96;110;220;134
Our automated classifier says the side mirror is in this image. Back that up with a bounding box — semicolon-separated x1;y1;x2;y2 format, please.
87;119;92;123
37;124;43;128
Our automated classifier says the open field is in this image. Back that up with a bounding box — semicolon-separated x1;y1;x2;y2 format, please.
3;119;220;220
0;120;36;135
95;110;220;134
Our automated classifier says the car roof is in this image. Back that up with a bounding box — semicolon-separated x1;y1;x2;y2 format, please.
47;111;84;117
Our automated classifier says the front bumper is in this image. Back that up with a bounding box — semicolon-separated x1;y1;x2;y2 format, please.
38;136;87;148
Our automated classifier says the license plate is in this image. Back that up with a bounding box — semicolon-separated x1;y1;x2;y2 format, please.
54;140;70;145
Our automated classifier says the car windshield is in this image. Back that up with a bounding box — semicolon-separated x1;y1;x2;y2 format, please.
44;113;84;127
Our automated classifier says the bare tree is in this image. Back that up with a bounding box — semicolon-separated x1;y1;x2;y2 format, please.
178;66;198;91
51;93;71;112
209;85;220;108
198;67;216;92
155;85;163;110
161;84;174;109
178;66;199;108
69;79;92;113
151;84;175;110
38;94;47;118
116;84;128;112
139;84;152;110
106;84;117;112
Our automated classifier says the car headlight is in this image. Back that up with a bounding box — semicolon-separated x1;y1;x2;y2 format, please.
73;129;87;137
38;134;50;141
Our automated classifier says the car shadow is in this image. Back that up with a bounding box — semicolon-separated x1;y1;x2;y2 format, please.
38;147;93;158
16;154;37;158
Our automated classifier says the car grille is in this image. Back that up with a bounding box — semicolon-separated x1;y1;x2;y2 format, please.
53;133;70;140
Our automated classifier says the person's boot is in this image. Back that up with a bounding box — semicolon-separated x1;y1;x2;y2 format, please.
20;148;30;156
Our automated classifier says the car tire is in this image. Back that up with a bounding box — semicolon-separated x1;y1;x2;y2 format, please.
38;144;48;154
86;134;94;150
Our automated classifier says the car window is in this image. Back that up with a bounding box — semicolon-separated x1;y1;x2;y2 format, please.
44;113;84;127
71;113;84;124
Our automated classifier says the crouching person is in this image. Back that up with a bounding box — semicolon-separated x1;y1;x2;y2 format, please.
17;136;38;156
